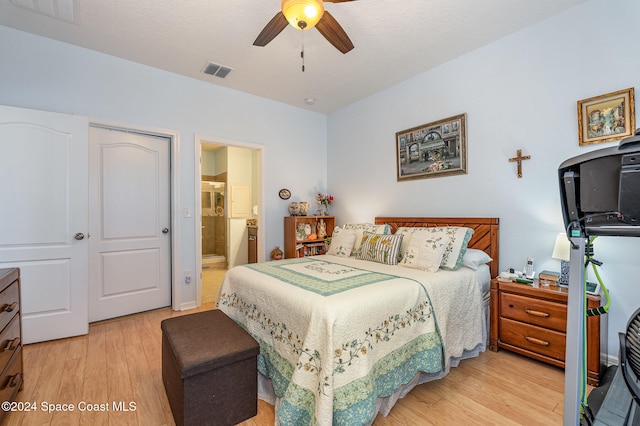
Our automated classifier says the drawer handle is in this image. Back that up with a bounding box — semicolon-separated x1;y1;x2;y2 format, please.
525;336;550;346
2;302;18;313
525;309;550;318
1;372;21;391
2;337;19;352
8;373;20;388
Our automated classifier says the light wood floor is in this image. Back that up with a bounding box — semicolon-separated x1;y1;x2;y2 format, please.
202;264;227;305
5;268;569;425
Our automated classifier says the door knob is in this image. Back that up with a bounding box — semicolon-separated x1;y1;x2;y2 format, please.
74;233;85;240
162;228;169;234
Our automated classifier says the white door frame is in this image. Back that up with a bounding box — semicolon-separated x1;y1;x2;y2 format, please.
92;119;181;311
194;134;264;307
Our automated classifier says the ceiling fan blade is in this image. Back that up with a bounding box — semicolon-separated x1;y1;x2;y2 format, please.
323;0;356;3
253;12;288;47
315;10;354;54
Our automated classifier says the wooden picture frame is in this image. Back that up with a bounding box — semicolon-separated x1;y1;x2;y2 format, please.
396;113;467;181
577;87;635;146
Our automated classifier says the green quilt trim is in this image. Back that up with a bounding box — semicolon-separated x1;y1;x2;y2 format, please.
246;258;399;296
333;338;443;425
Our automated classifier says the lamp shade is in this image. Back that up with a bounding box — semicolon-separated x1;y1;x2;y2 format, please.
282;0;324;30
552;233;570;261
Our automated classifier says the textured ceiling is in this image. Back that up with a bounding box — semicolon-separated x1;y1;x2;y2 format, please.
0;0;586;113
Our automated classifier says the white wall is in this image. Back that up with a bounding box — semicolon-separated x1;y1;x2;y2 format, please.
327;0;640;359
0;25;328;310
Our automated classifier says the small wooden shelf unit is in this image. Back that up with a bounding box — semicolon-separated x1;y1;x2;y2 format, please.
284;216;335;259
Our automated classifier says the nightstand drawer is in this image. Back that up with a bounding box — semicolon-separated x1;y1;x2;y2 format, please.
500;292;566;332
500;317;566;361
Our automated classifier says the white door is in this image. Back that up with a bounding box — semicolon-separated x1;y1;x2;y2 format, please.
0;105;89;344
88;126;171;322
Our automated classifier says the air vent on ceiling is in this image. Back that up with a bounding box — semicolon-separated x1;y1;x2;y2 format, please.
10;0;78;24
202;62;233;79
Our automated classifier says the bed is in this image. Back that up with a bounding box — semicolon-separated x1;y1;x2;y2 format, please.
215;217;499;425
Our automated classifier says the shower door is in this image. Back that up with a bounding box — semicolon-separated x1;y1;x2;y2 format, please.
201;181;226;260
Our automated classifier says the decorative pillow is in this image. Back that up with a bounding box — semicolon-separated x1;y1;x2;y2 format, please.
462;248;493;270
396;226;474;270
326;227;357;257
355;232;403;265
399;229;447;272
395;227;426;257
343;223;391;256
434;227;474;270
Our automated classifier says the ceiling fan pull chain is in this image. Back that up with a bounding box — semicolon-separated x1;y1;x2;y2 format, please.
301;35;305;72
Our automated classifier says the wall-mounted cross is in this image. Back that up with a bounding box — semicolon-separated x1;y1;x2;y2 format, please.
508;149;531;178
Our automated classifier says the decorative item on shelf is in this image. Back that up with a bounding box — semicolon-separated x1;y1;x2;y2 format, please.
316;192;334;216
288;201;300;216
296;223;306;241
318;218;326;238
299;201;309;216
246;218;257;226
552;232;570;285
270;246;283;261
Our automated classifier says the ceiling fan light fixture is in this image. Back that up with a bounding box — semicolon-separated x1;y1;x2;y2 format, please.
281;0;324;30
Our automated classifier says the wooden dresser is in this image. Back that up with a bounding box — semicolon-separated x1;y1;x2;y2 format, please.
490;278;607;386
0;268;23;421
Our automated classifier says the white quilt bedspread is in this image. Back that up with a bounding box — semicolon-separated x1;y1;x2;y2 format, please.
215;255;483;425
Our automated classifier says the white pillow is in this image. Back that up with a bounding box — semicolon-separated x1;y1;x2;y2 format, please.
399;229;447;272
462;248;493;270
343;223;390;256
396;226;474;270
327;227;357;257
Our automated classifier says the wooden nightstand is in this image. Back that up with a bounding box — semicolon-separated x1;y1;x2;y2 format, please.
490;278;608;386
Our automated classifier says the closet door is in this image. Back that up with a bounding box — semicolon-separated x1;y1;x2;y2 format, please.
88;126;171;322
0;104;89;343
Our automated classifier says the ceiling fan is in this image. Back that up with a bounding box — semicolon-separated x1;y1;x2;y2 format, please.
253;0;356;54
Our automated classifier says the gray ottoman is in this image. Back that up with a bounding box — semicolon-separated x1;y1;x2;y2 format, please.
161;309;260;426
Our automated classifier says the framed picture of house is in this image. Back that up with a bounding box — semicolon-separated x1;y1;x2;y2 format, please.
577;87;635;146
396;113;467;181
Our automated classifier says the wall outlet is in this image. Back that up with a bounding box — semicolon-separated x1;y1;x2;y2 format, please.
184;270;192;284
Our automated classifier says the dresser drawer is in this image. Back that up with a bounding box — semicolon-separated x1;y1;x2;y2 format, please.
0;314;20;375
0;281;19;333
500;317;566;361
0;348;22;425
0;347;22;402
500;292;566;332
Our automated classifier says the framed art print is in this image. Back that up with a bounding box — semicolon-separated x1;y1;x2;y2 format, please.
396;113;467;181
577;87;635;146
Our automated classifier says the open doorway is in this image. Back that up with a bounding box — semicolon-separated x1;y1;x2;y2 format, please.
196;137;263;307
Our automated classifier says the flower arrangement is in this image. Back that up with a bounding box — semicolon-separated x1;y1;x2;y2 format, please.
316;193;334;216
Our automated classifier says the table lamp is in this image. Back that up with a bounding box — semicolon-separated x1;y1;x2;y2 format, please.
552;232;570;285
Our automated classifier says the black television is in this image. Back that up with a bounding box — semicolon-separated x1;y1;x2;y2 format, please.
559;129;640;237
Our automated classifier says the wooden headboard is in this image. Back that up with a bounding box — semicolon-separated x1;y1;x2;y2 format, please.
375;217;500;278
